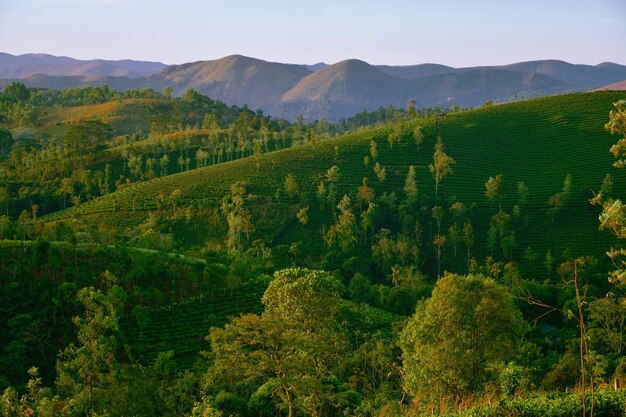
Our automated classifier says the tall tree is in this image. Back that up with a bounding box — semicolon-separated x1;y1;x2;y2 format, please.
284;173;299;198
55;279;125;416
462;221;474;272
221;182;251;253
413;126;424;151
403;165;418;205
325;195;357;251
485;174;504;211
428;136;456;197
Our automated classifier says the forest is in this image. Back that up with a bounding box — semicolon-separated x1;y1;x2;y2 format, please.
0;82;625;417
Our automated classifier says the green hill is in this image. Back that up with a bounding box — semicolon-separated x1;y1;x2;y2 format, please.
44;91;625;274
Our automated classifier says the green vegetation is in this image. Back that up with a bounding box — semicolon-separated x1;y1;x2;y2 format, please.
0;83;625;417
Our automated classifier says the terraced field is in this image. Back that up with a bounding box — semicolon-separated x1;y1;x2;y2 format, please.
45;92;626;264
125;279;268;368
124;278;405;369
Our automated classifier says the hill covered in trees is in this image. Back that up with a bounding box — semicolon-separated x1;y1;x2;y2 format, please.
0;82;625;417
46;91;625;266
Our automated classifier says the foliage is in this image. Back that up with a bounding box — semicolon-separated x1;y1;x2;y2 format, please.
55;282;125;416
400;273;528;404
594;100;626;283
428;135;456;197
208;268;348;417
431;390;626;417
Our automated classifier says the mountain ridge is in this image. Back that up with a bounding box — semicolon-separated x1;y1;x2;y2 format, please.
2;52;625;120
0;52;167;78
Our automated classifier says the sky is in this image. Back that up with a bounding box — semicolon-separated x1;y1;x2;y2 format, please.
0;0;624;67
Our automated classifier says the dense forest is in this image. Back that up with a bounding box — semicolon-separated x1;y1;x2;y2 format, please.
0;83;625;417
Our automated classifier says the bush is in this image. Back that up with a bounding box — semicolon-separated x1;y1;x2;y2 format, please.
432;390;625;417
215;390;249;417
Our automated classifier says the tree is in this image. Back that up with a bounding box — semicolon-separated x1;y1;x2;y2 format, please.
413;126;424;151
356;177;375;210
0;128;13;157
324;165;341;209
403;165;418;205
360;202;378;248
325;195;357;251
63;121;112;168
373;162;386;182
400;273;528;406
296;207;309;225
202;113;219;130
433;234;446;276
593;100;626;282
428;136;456;197
462;221;474;272
221;182;252;253
370;140;378;160
3;81;30;102
407;99;417;118
600;173;614;198
55;279;126;416
485;174;504;211
517;181;529;207
448;223;461;257
558;257;598;417
209;268;347;417
160;154;169;177
284;173;299;198
547;174;572;217
589;291;625;357
606;100;626;169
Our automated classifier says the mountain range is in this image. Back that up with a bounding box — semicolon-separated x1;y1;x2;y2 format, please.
2;52;626;120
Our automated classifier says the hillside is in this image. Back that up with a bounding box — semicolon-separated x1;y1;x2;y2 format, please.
375;63;456;79
409;68;575;108
155;55;312;110
277;59;410;119
5;88;626;417
45;91;626;272
36;98;168;136
597;79;626;90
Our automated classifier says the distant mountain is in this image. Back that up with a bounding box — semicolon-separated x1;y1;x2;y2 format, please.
409;69;575;108
0;52;166;78
275;63;575;119
497;60;626;88
154;55;312;111
596;79;626;91
277;59;410;119
303;62;328;72
2;52;625;120
375;63;456;80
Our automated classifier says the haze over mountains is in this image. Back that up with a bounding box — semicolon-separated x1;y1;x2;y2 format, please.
2;52;626;120
0;52;166;78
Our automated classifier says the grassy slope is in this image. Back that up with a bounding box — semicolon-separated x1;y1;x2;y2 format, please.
44;91;626;262
34;99;168;137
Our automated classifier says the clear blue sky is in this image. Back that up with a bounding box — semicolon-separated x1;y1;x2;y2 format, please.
0;0;624;66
